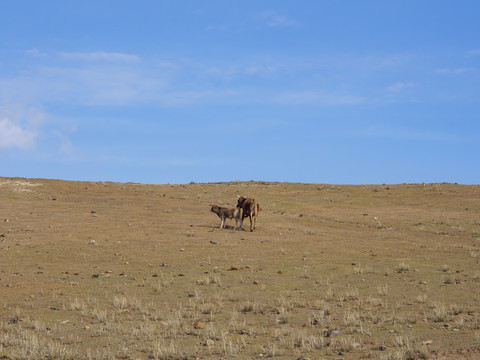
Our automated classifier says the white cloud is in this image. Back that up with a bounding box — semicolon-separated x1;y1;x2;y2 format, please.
59;51;141;63
0;103;49;151
0;102;79;154
0;118;37;150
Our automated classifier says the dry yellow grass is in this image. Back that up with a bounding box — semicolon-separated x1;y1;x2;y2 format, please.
1;177;479;359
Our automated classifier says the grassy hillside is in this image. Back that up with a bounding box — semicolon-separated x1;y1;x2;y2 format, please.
1;177;479;359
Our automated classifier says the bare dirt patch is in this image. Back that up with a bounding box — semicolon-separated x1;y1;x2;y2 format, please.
0;177;42;193
0;179;479;359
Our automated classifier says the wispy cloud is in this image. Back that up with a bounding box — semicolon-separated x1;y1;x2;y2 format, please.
359;125;461;143
59;51;141;63
2;63;168;106
367;53;416;68
51;130;75;155
435;68;471;75
467;49;480;56
3;49;428;109
205;63;280;80
272;91;366;106
156;89;239;106
387;81;415;92
26;48;48;58
257;10;296;28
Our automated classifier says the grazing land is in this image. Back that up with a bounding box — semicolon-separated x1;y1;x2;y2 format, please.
0;177;479;360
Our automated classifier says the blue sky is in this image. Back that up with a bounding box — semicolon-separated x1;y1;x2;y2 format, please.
1;1;479;184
